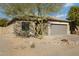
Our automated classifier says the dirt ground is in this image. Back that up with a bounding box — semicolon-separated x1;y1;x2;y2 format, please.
0;26;79;56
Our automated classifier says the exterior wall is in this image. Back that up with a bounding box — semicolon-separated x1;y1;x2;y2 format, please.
13;21;70;37
43;23;48;35
14;21;35;37
48;21;70;36
0;24;16;38
13;21;48;37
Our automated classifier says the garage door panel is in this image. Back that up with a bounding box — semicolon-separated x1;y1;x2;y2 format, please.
50;24;67;35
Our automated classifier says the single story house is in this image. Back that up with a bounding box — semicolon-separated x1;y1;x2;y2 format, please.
7;15;70;37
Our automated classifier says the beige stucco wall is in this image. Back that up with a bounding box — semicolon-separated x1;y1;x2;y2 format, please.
14;21;35;37
0;21;70;38
0;23;16;39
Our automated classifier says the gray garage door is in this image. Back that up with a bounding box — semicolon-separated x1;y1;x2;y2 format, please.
50;24;67;35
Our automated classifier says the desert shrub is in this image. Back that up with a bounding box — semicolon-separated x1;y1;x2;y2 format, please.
30;43;35;48
0;18;8;27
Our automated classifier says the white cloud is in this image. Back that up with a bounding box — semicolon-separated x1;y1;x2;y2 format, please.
55;14;67;18
64;3;75;7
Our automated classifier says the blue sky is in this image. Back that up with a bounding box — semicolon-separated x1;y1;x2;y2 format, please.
0;3;79;20
50;3;79;20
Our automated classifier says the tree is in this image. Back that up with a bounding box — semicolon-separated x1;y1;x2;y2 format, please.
0;3;34;18
0;3;64;37
67;6;79;26
0;3;64;17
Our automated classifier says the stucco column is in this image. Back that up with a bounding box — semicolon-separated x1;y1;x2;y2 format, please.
48;23;51;36
67;23;70;35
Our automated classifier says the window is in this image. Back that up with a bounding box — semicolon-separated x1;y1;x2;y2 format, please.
22;22;29;31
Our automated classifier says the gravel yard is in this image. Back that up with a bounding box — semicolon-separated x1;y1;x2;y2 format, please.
0;26;79;56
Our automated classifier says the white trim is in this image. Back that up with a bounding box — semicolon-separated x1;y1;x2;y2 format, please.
67;23;70;35
48;21;70;35
48;21;68;25
48;23;51;36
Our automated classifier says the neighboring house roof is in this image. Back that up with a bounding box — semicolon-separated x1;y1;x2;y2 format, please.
47;16;68;22
7;15;69;26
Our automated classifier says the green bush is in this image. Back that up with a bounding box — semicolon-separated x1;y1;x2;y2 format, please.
0;18;8;27
67;6;79;26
